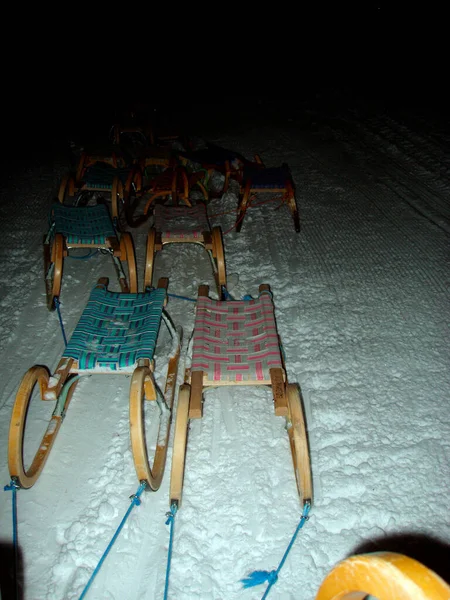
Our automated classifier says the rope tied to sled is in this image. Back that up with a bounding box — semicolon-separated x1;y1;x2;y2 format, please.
55;298;68;347
241;501;311;599
4;478;20;600
167;292;197;302
163;503;178;600
78;481;147;600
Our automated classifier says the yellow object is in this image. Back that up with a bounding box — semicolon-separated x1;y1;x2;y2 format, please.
316;552;450;600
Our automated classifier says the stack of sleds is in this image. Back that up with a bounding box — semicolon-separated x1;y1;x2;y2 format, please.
6;106;312;599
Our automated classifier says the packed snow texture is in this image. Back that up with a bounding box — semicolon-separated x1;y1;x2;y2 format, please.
0;94;449;599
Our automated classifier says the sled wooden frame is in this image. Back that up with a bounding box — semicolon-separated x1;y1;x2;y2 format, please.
139;146;175;182
143;165;208;213
144;208;227;299
110;107;155;146
74;148;127;187
110;123;156;166
236;155;300;233
8;277;182;491
58;150;143;221
111;123;150;148
178;143;249;195
152;127;186;148
43;203;138;311
178;157;235;196
315;551;450;600
169;284;313;511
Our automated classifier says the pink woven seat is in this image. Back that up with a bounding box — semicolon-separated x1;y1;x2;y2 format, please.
191;293;283;383
154;204;210;240
145;207;226;300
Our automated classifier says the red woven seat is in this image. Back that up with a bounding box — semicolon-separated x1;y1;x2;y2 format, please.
191;292;282;383
154;203;210;240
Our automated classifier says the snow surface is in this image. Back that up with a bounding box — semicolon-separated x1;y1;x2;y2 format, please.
0;93;449;600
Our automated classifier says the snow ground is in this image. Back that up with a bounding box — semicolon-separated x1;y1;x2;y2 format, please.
0;92;449;600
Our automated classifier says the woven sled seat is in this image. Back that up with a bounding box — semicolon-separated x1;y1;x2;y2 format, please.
154;203;210;240
62;285;166;372
82;163;132;188
51;203;116;245
191;292;283;383
242;164;291;188
236;159;300;233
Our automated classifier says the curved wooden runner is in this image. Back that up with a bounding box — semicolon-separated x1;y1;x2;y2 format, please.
8;367;78;488
129;328;182;490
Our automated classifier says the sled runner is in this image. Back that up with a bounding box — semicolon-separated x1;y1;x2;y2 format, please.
236;156;300;233
144;203;227;299
138;145;175;183
8;278;181;490
43;202;137;310
169;284;312;509
142;165;209;213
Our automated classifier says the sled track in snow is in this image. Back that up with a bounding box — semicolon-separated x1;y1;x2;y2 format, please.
311;108;450;233
296;141;449;303
358;116;450;231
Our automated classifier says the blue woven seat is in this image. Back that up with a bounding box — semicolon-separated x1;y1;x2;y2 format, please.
51;203;116;245
243;164;291;188
63;286;167;372
83;163;131;189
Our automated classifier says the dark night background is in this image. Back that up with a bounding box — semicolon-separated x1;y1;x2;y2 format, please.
2;6;448;167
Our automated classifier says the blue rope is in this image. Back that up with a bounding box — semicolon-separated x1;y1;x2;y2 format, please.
4;478;20;600
55;298;68;347
242;290;274;301
241;502;311;599
168;289;234;303
163;503;178;600
78;481;147;600
167;293;196;302
222;286;235;301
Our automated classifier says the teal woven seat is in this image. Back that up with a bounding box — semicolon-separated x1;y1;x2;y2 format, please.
51;203;116;245
83;163;131;189
63;286;167;372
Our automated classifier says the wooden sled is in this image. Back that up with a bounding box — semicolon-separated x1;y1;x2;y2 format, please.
143;165;209;213
179;142;249;195
139;146;175;183
169;284;312;512
111;122;153;151
236;156;300;233
43;202;137;310
8;278;182;490
145;203;227;299
316;552;450;599
73;144;130;186
58;145;143;223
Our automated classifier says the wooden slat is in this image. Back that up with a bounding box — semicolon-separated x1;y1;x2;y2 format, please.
270;368;288;416
45;358;75;399
189;370;204;419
